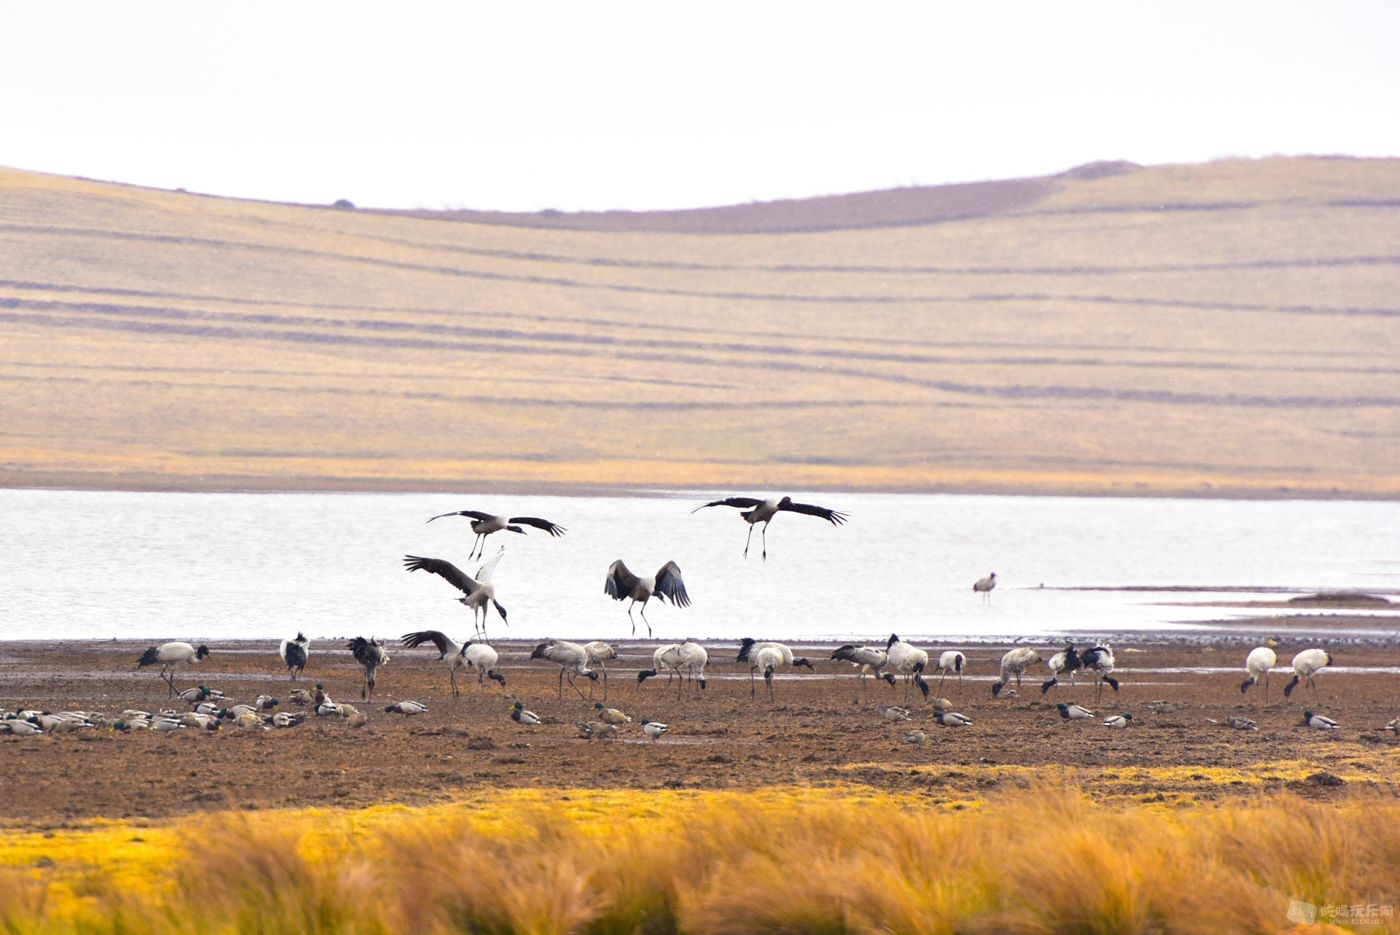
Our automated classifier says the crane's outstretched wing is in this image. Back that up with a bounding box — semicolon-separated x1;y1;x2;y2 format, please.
653;561;690;608
604;560;639;600
403;555;481;596
426;509;494;523
783;500;849;525
474;547;506;582
401;630;451;654
510;516;566;537
691;496;763;514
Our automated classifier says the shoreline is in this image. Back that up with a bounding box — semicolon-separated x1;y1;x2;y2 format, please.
3;473;1397;503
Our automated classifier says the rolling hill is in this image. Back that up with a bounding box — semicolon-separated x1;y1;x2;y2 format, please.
1;156;1396;497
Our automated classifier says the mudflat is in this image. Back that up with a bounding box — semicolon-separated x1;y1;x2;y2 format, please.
2;627;1396;827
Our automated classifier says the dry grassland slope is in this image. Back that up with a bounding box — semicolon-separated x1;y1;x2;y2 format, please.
0;157;1396;496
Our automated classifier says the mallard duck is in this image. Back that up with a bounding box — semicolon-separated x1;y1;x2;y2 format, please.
932;709;973;727
1102;713;1133;728
177;685;223;704
1057;702;1094;720
511;701;542;725
1302;710;1339;730
640;718;668;740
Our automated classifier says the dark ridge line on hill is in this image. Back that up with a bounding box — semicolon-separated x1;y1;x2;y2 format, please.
7;301;1397;379
376;177;1057;234
6;315;1399;411
349;193;1381;235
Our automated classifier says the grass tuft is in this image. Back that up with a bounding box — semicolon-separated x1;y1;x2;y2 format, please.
2;784;1398;933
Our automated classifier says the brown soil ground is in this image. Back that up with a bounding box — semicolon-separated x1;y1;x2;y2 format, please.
2;629;1397;827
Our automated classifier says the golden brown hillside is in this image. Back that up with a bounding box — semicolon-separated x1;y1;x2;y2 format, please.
1;157;1397;497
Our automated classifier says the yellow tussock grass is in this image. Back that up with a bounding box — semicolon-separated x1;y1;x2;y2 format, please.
2;783;1398;933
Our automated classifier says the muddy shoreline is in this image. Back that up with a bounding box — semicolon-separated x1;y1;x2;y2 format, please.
3;628;1398;828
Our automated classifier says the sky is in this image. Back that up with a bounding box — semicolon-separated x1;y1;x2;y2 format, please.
2;2;1398;213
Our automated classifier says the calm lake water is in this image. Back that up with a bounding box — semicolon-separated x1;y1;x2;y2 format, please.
2;489;1397;644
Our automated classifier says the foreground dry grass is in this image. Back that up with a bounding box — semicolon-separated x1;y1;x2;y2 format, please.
3;783;1397;934
3;157;1399;497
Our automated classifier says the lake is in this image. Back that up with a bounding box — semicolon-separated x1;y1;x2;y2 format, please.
2;489;1397;644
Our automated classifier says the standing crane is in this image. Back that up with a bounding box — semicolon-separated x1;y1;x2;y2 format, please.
136;642;211;697
400;630;505;696
885;634;930;701
278;632;309;681
347;637;389;700
973;572;997;603
736;638;813;701
1283;648;1333;702
1240;641;1278;699
530;640;600;698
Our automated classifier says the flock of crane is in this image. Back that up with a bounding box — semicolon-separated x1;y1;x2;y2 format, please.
2;497;1374;739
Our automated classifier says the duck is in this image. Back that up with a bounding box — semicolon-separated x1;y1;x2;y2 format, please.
903;730;928;744
1225;715;1259;731
384;700;429;715
577;721;618;740
288;688;313;707
931;709;973;727
1102;713;1133;728
511;701;542;725
593;702;631;725
232;711;266;730
1057;702;1094;720
881;705;913;722
177;685;224;704
1302;710;1339;730
640;719;668;741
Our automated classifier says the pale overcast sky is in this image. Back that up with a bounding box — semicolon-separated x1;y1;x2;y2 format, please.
2;1;1397;212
